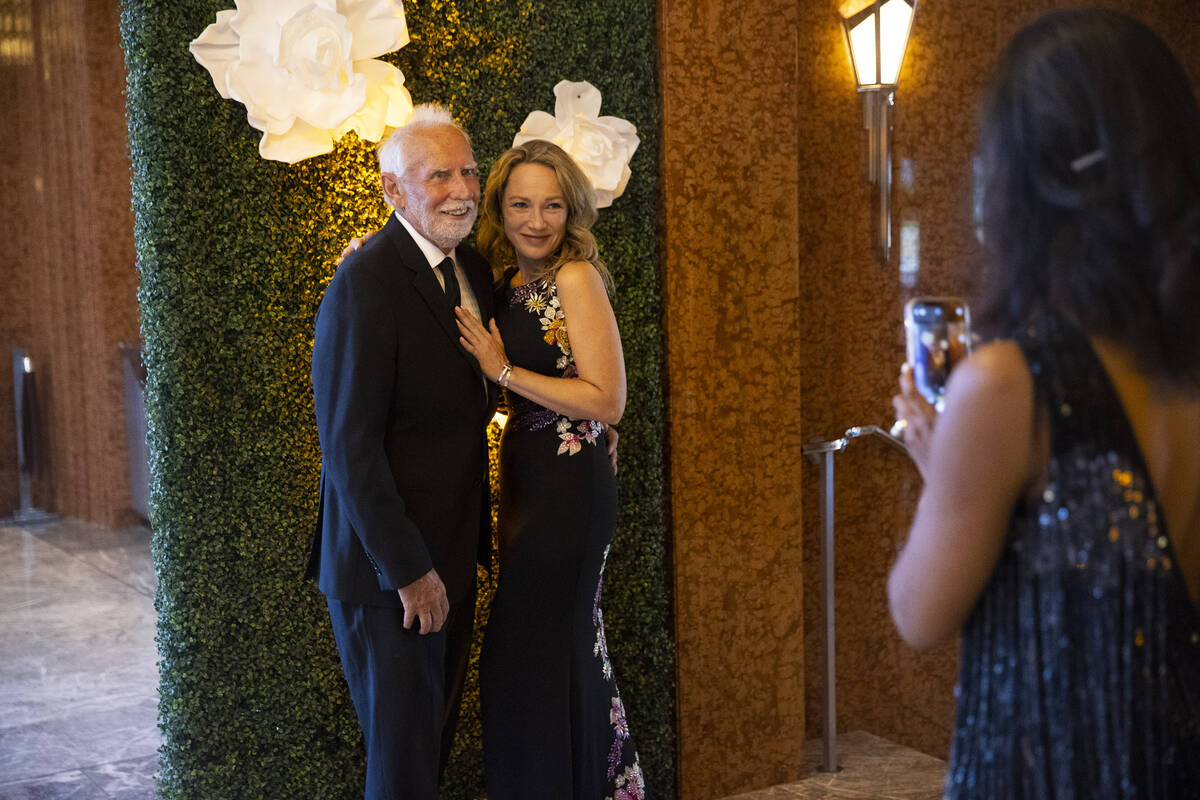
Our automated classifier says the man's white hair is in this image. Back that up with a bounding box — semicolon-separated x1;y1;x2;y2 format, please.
377;103;472;178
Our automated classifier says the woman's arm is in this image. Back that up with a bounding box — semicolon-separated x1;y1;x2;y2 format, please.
457;260;627;424
887;340;1038;650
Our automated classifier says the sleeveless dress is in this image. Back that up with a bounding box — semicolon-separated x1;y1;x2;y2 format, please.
480;269;644;800
945;312;1200;799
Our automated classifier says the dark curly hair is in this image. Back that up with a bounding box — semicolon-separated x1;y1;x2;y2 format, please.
974;8;1200;386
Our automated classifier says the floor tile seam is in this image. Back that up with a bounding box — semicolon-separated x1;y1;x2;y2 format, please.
85;564;156;600
0;768;91;789
35;538;156;600
0;705;160;734
0;754;157;789
81;764;117;798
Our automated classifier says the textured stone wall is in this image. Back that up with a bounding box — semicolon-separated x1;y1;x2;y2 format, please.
663;0;1200;795
660;2;808;797
799;0;1200;761
0;0;140;526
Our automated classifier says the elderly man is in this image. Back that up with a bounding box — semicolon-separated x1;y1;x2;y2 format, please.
307;103;495;799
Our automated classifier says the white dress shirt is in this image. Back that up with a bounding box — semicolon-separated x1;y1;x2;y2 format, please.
394;212;490;392
394;212;482;324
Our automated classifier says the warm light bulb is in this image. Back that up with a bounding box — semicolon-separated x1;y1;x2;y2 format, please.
879;0;914;85
842;0;914;88
847;15;877;86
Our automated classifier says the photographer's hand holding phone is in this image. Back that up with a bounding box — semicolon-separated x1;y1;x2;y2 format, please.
892;363;938;481
891;297;972;480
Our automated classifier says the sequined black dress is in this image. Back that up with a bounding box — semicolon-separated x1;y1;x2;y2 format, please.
480;270;644;800
945;313;1200;799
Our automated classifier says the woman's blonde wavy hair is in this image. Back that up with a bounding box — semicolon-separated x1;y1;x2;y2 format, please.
477;139;613;294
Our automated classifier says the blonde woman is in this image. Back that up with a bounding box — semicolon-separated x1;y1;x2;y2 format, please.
455;139;643;799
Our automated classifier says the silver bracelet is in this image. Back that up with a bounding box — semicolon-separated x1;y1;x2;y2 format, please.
497;362;513;388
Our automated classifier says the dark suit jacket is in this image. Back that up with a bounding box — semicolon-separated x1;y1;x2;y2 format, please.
307;215;497;606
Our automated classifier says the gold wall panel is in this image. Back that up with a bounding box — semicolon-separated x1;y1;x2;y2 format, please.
660;1;808;797
664;0;1200;794
0;0;139;526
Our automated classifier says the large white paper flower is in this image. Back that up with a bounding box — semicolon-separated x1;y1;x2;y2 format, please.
513;80;639;208
190;0;414;164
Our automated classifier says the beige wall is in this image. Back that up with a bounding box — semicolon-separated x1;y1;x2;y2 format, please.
0;0;140;526
664;0;1200;796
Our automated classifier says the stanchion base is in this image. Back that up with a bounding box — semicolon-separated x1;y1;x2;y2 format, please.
0;507;58;527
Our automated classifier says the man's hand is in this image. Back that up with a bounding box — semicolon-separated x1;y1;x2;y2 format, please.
397;568;449;634
605;426;619;476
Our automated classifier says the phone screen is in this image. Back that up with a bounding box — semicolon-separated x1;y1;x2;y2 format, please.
905;298;971;410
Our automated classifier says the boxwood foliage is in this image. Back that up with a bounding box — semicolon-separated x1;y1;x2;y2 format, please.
121;0;672;797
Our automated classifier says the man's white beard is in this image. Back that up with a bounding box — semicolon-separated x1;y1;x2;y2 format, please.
417;202;477;251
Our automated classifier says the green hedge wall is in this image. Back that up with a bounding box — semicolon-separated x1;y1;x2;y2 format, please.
121;1;672;797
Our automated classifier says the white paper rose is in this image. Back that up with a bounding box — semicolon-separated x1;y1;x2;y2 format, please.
513;80;639;208
190;0;414;164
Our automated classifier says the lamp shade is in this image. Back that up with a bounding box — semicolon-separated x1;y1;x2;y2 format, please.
840;0;916;89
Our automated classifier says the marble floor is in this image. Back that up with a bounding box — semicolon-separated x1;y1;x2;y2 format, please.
720;731;946;800
0;518;945;800
0;519;159;800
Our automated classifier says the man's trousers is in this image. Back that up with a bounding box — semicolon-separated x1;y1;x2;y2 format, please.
326;589;475;800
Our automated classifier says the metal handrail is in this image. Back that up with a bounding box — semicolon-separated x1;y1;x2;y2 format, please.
802;424;908;772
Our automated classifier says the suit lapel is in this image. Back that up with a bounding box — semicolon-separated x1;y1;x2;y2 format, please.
381;217;497;397
382;216;465;348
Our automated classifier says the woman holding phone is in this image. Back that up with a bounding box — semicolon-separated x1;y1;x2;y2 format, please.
890;9;1200;798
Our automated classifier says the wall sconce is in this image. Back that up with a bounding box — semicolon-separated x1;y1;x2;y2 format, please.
839;0;916;262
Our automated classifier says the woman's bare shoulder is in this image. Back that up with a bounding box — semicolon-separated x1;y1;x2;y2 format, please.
553;261;608;301
949;339;1031;401
555;260;604;285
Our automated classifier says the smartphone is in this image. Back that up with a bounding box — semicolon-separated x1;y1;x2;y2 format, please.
904;297;971;411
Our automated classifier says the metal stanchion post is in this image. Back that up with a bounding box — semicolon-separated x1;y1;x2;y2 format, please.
802;424;907;773
3;348;56;526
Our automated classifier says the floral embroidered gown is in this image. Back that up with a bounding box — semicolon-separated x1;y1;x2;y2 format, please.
481;268;644;800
